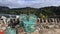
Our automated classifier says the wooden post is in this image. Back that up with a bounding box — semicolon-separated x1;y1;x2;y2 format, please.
51;18;55;25
55;18;57;24
57;18;60;23
42;18;44;23
46;19;48;23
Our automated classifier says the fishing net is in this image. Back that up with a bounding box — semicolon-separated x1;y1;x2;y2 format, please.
5;27;16;34
19;14;28;21
19;14;37;33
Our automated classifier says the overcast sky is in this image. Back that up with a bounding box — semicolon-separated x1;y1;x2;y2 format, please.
0;0;60;8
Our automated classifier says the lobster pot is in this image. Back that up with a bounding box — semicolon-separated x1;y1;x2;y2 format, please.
23;21;36;33
19;14;28;27
5;28;16;34
29;14;37;22
23;14;37;33
19;14;37;33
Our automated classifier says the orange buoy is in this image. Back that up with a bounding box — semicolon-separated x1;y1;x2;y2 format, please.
0;30;5;34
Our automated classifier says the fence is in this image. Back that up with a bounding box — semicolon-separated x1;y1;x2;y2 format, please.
38;18;60;24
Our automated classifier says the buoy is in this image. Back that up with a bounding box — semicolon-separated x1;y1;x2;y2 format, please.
0;30;5;34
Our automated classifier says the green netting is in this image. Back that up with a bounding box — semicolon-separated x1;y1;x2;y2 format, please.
5;28;16;34
19;14;28;27
23;21;36;33
19;14;37;33
19;14;28;21
29;14;37;22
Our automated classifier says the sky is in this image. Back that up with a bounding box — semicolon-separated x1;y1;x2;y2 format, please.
0;0;60;8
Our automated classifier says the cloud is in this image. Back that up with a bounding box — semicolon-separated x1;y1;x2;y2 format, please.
0;0;60;8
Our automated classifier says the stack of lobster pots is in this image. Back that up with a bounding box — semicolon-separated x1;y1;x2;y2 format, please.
0;14;40;34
